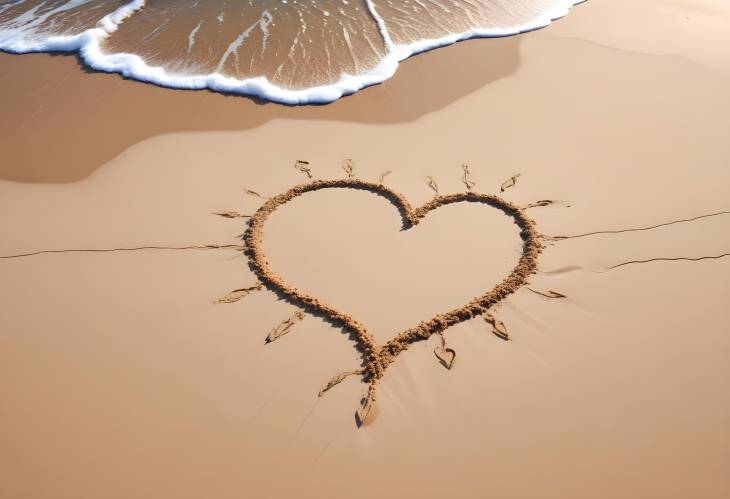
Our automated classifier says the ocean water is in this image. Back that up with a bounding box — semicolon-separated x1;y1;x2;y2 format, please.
0;0;582;103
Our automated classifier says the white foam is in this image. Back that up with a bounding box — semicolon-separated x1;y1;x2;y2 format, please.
0;0;27;16
0;0;146;52
0;0;585;105
187;20;203;53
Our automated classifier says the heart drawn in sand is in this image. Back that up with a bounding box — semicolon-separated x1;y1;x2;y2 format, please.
243;178;542;425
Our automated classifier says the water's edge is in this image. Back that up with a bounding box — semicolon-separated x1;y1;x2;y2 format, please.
0;0;585;105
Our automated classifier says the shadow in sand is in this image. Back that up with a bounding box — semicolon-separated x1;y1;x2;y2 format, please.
0;35;521;182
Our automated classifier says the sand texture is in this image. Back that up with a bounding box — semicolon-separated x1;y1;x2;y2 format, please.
242;177;543;424
1;1;729;498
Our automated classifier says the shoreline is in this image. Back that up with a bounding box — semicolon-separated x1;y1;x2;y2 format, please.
1;1;729;498
0;0;583;104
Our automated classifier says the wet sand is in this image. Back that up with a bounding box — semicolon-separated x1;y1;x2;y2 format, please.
1;1;729;498
0;32;521;182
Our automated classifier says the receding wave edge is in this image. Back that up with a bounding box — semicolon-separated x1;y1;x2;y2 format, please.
0;0;586;105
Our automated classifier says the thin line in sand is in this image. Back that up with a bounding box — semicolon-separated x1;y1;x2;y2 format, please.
608;253;730;270
526;287;568;299
549;211;730;240
542;252;730;275
0;244;243;259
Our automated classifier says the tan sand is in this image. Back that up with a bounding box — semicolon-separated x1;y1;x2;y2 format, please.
1;1;729;498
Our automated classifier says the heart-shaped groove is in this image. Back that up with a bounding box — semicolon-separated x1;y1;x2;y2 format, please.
243;179;543;421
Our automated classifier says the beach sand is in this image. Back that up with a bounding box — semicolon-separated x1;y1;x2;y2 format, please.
1;1;729;498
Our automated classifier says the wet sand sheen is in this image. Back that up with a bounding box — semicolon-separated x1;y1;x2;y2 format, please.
0;34;521;182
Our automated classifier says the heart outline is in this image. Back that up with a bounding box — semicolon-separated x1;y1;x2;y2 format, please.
243;178;543;423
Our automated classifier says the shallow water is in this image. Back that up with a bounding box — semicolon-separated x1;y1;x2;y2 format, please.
0;0;581;102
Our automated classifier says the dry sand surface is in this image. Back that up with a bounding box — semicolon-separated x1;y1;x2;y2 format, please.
1;1;730;498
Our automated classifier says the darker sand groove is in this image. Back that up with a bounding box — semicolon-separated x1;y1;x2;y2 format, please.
341;159;356;178
243;178;543;424
500;173;521;192
213;211;252;219
216;285;263;304
378;170;392;185
526;287;567;299
425;176;440;195
244;188;269;199
484;313;510;340
434;333;456;369
550;211;730;240
0;244;243;259
294;160;314;179
461;164;476;191
524;200;555;209
543;252;730;275
318;369;366;397
609;253;730;270
266;311;306;343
